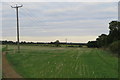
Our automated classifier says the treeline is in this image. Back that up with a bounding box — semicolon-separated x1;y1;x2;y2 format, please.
1;40;86;47
87;21;120;54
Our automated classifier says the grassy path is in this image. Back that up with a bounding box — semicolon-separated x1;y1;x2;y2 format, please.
5;45;118;78
2;52;22;78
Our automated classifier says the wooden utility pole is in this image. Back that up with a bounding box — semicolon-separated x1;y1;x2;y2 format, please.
11;4;23;53
65;38;67;47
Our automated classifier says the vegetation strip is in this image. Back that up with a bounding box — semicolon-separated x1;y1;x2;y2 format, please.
2;52;22;78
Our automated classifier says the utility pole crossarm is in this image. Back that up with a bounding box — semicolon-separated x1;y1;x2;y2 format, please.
11;4;23;8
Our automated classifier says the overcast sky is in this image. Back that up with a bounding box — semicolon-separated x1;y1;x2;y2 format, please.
2;2;118;43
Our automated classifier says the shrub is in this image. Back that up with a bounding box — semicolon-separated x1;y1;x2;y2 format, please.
79;45;82;47
87;41;98;48
109;40;120;55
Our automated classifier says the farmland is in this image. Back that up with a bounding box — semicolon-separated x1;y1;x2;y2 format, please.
4;45;118;78
0;45;2;78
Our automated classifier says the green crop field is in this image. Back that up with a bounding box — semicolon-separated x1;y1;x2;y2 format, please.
0;45;2;79
5;45;118;78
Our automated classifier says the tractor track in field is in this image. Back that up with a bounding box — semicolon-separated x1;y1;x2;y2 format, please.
96;51;118;70
2;52;22;78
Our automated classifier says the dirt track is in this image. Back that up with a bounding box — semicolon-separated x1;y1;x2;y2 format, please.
2;52;22;78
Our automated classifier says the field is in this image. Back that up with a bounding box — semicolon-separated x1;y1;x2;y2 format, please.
0;45;2;79
4;45;118;78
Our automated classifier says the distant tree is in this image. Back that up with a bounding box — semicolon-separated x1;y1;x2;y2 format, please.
109;21;120;31
2;40;15;44
87;21;120;54
21;41;26;44
96;34;108;47
54;40;60;47
107;21;120;44
87;41;98;48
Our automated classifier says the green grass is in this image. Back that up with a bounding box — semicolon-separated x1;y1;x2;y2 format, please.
6;45;118;78
0;45;2;79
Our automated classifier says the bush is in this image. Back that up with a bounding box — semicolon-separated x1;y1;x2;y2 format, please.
109;40;120;54
87;41;98;48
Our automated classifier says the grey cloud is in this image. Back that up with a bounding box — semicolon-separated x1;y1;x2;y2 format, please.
2;2;117;42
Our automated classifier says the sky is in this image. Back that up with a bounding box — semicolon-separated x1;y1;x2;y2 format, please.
1;2;118;43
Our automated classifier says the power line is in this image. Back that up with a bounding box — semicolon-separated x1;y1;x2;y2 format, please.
5;3;46;29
